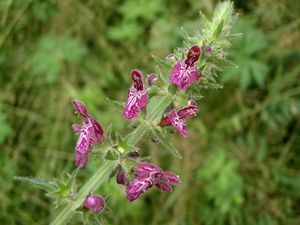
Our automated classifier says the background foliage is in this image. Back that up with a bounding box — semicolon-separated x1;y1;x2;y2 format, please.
0;0;300;224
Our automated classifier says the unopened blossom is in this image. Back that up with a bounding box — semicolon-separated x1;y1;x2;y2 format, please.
83;194;105;213
160;99;199;138
123;69;148;120
147;74;158;85
126;150;140;160
116;165;128;185
72;100;104;168
169;45;201;90
166;53;175;60
205;46;212;54
126;163;181;201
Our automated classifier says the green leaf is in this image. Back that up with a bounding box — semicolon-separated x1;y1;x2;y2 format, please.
249;60;269;87
104;149;118;161
151;126;181;158
14;176;56;191
116;133;135;152
29;36;86;82
107;21;144;42
214;20;224;38
119;0;164;21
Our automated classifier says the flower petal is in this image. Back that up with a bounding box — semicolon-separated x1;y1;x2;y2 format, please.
75;151;88;168
177;99;199;120
74;119;94;168
126;179;153;202
72;124;82;134
72;99;88;117
168;110;188;138
155;182;173;192
90;116;104;144
169;60;201;90
133;163;162;173
163;171;181;185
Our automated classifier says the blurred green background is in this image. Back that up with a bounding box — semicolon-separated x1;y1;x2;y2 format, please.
1;0;300;224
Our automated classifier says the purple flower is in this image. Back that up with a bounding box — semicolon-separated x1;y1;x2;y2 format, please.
160;99;199;138
126;163;181;202
147;74;158;85
123;70;148;120
83;194;105;213
169;45;201;90
72;100;104;168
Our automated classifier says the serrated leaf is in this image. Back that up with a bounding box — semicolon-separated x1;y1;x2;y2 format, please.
249;60;269;87
199;11;210;30
14;176;56;191
151;126;181;158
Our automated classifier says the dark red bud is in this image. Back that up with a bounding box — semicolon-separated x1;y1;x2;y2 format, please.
126;150;140;159
185;45;201;67
116;166;127;185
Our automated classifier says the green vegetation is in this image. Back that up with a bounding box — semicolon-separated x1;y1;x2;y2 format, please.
0;0;299;224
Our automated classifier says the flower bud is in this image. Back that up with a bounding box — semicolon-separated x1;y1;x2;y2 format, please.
166;53;175;60
185;45;201;67
116;166;127;185
72;100;88;118
83;195;105;213
126;150;140;159
147;74;158;85
205;46;212;54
